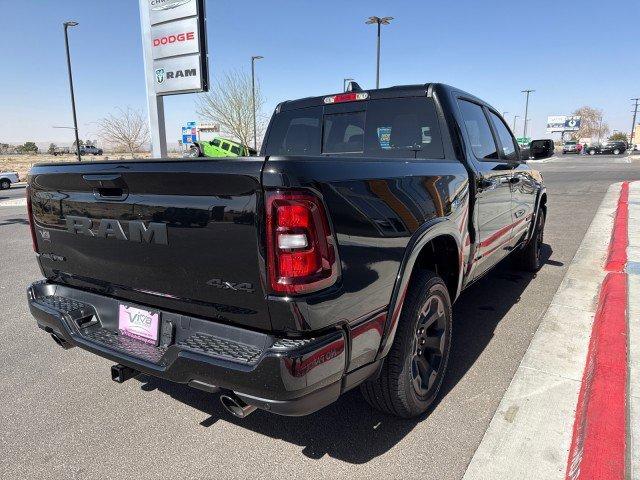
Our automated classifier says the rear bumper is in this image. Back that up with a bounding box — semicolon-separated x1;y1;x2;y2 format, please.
27;280;380;416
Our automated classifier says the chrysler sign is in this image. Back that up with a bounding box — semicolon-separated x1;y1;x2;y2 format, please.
149;0;198;25
144;0;208;96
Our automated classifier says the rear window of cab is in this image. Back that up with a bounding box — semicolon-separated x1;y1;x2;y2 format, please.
265;97;444;159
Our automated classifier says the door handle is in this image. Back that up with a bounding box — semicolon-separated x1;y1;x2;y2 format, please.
82;174;129;201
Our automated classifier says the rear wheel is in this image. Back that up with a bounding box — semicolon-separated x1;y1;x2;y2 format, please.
0;179;10;190
360;270;452;418
589;149;596;155
613;148;620;155
514;209;545;272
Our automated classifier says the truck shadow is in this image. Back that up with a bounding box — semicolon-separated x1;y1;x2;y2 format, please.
136;244;559;464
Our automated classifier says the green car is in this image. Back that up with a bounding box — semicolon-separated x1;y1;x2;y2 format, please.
187;137;257;158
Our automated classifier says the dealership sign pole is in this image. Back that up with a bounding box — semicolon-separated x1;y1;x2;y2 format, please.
139;0;209;158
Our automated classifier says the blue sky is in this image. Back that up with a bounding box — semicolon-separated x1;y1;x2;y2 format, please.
0;0;638;146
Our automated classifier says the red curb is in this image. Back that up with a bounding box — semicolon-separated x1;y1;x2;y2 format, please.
566;182;630;480
606;182;629;272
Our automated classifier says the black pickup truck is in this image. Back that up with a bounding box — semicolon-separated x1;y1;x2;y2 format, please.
26;83;548;419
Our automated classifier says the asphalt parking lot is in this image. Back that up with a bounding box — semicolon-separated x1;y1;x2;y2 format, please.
1;154;639;479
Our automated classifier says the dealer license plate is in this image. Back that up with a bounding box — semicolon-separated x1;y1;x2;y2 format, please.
118;304;160;345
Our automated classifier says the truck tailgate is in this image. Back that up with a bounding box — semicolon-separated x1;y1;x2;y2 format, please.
28;158;271;330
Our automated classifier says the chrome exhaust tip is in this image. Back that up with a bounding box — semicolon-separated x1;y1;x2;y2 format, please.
219;394;257;419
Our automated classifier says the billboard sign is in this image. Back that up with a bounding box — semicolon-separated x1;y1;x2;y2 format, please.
547;115;581;133
143;0;208;96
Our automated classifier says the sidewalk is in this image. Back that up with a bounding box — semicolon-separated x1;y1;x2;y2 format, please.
464;181;638;479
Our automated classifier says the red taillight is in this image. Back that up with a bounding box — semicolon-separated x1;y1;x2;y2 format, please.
266;190;339;295
323;92;369;104
25;186;38;252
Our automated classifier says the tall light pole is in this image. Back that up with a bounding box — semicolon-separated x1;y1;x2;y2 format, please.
521;89;535;139
512;115;519;133
343;78;354;92
365;16;393;89
502;111;508;118
251;55;263;152
630;98;639;147
63;21;81;162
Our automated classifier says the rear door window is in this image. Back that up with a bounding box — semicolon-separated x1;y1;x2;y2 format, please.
221;142;230;151
457;99;499;161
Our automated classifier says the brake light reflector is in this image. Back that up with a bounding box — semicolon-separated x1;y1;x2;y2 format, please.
266;190;339;295
323;92;369;104
25;186;38;252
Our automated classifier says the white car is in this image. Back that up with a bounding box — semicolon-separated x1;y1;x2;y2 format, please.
0;172;19;190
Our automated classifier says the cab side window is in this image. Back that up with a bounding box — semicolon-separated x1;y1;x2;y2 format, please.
457;99;499;161
221;142;230;151
488;111;519;162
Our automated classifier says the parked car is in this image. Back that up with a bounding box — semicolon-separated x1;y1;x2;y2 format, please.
587;141;627;155
530;139;555;159
187;137;257;158
26;83;549;419
79;145;103;156
0;171;19;189
52;147;70;156
562;141;579;154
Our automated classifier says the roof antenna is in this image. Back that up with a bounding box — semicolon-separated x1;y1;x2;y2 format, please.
346;81;363;93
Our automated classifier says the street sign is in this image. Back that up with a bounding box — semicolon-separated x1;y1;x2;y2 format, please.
516;137;531;146
182;124;197;144
547;115;581;133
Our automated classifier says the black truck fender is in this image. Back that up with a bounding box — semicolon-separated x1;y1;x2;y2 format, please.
522;185;547;246
375;216;464;361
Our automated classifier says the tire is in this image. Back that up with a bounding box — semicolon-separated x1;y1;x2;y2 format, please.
514;209;545;272
589;149;596;155
187;145;202;158
0;179;11;190
613;148;620;155
360;270;452;418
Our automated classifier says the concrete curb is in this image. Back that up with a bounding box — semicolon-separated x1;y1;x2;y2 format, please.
462;183;622;480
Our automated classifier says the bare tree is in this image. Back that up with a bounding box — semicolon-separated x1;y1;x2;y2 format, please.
195;70;265;149
572;106;610;142
97;107;149;154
